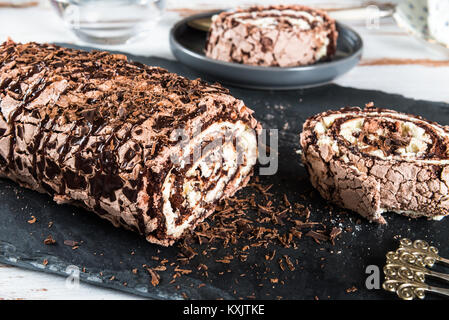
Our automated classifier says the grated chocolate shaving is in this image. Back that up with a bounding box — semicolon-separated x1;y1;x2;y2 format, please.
43;235;56;245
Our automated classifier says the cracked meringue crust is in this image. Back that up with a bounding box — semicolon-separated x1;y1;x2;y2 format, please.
0;41;261;246
300;103;449;223
205;5;338;67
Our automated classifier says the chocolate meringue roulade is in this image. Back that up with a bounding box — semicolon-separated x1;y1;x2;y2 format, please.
0;41;260;246
205;5;338;67
300;103;449;223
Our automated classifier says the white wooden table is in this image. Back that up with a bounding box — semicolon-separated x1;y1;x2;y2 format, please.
0;0;448;299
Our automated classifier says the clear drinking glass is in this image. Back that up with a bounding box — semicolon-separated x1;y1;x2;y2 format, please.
50;0;165;45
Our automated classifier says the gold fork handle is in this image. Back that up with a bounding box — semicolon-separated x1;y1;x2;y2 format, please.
437;256;449;266
428;269;449;283
428;286;449;298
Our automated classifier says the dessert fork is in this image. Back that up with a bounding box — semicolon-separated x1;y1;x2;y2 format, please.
382;238;449;300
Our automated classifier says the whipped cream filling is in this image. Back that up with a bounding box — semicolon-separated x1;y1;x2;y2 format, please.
314;111;449;163
315;34;330;61
230;9;324;30
162;121;257;238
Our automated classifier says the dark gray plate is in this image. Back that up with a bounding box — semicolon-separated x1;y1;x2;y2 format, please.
169;12;363;90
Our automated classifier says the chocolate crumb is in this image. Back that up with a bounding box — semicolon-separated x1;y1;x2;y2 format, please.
329;227;342;245
346;286;357;293
283;255;295;271
147;268;160;287
153;266;167;272
43;235;56;245
63;240;79;247
174;267;192;274
306;230;329;244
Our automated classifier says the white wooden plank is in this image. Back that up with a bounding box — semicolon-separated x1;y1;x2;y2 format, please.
0;263;144;300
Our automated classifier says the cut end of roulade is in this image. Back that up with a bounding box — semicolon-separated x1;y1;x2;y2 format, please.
300;103;449;224
151;121;258;246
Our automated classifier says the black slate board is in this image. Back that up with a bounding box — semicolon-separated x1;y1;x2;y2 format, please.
1;44;448;300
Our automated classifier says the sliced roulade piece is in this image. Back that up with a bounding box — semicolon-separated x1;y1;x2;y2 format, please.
205;5;338;67
300;103;449;223
0;41;261;246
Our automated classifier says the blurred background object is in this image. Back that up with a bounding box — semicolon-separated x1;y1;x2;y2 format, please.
394;0;449;52
0;1;448;99
0;0;38;8
50;0;166;44
428;0;449;47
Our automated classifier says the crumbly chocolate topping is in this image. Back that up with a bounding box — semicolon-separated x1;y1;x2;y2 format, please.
205;5;338;67
0;41;260;245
